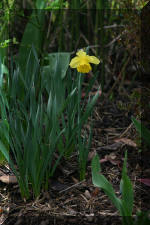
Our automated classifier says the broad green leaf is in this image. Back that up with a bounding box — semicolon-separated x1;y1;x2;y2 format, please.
17;10;45;73
2;64;8;74
44;52;70;79
92;154;122;212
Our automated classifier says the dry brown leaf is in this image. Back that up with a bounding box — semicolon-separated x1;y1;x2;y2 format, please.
0;208;3;214
0;175;17;184
114;138;137;147
100;153;121;166
106;154;120;166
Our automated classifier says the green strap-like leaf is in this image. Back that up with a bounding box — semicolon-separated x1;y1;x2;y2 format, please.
120;151;134;216
92;154;122;213
132;116;150;146
17;10;45;73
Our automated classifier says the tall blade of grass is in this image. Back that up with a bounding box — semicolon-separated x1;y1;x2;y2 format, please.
79;125;93;180
0;140;9;162
49;128;66;177
0;58;9;164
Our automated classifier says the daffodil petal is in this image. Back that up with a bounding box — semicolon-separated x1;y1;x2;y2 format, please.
87;56;100;64
69;56;80;68
76;50;86;57
69;50;100;73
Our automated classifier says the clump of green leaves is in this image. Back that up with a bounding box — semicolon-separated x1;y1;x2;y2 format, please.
92;152;150;225
0;45;99;199
5;48;70;199
42;49;100;181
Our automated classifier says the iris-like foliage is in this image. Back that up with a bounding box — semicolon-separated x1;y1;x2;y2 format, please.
0;46;100;199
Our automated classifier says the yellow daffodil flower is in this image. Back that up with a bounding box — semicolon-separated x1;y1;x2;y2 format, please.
69;49;100;73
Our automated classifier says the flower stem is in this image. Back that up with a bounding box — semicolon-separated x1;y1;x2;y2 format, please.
77;73;82;126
